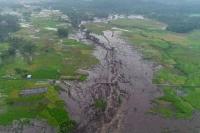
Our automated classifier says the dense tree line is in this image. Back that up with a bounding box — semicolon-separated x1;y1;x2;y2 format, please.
1;37;36;63
42;0;200;33
0;15;19;41
158;15;200;33
9;37;35;56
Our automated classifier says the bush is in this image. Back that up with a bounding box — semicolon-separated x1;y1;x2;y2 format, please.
14;68;29;78
59;120;76;133
94;99;107;111
57;28;69;38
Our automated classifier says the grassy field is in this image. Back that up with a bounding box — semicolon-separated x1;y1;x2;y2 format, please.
0;80;66;125
1;14;98;80
84;18;165;34
0;11;98;131
84;22;111;34
84;18;200;118
0;80;76;132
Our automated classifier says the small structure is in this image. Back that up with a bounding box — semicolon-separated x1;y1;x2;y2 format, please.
20;88;48;96
27;75;32;79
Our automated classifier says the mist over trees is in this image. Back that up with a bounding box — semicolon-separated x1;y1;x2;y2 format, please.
41;0;200;33
0;15;19;41
1;0;200;33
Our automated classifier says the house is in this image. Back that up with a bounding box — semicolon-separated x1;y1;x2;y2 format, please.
27;75;32;79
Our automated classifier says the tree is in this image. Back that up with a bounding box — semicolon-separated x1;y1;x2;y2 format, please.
57;28;69;38
0;15;19;41
21;42;35;55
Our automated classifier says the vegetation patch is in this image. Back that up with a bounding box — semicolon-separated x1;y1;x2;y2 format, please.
0;10;98;131
84;22;111;34
94;99;107;111
0;80;76;131
0;14;98;80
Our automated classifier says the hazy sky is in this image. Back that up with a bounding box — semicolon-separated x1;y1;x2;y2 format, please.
0;0;199;6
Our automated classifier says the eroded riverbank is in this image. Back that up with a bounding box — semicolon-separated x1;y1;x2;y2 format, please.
60;29;200;133
59;30;162;132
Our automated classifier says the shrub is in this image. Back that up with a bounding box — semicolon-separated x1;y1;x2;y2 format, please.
94;99;107;111
57;28;69;38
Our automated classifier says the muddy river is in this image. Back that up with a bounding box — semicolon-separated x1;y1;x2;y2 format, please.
60;28;200;133
4;26;199;133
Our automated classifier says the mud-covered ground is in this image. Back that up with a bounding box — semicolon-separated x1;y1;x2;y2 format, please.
60;30;200;133
0;120;55;133
3;29;199;133
3;28;199;133
60;30;160;132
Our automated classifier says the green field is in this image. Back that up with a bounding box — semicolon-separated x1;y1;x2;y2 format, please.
0;80;66;124
1;15;98;80
0;11;98;131
84;22;111;34
84;18;165;35
85;18;200;118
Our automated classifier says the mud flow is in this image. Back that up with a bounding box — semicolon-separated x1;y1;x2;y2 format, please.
59;31;200;133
